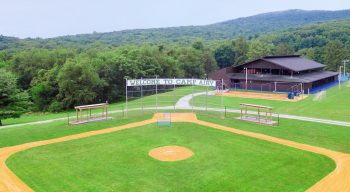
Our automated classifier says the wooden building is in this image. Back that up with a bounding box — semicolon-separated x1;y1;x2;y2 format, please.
209;55;338;92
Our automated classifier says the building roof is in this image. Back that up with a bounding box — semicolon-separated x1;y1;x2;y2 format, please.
235;55;325;72
230;71;338;83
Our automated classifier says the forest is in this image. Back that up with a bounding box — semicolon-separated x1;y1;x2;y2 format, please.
0;15;350;125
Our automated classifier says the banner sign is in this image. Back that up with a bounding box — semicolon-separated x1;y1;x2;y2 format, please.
127;78;217;87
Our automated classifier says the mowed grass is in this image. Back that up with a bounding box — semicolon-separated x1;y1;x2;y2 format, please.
197;114;350;154
3;86;208;125
7;123;334;192
0;115;152;148
193;83;350;121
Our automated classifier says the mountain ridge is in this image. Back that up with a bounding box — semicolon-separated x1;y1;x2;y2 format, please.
1;9;350;50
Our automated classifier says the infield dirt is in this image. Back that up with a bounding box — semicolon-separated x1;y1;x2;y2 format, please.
0;113;349;192
220;91;307;101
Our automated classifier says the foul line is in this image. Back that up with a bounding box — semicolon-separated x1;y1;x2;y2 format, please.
0;113;349;192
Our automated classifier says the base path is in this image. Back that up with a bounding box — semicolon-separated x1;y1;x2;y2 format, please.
0;113;350;191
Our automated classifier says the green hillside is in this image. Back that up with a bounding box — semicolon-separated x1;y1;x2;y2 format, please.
1;9;350;121
1;9;350;50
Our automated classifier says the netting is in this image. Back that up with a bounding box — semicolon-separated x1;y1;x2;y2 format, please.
125;78;225;118
157;113;171;126
231;81;303;93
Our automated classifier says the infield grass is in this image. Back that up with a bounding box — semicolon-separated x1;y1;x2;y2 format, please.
7;122;334;192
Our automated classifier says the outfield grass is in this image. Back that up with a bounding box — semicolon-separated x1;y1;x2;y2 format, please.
193;83;350;121
198;114;350;154
7;122;334;192
3;86;208;125
0;115;152;148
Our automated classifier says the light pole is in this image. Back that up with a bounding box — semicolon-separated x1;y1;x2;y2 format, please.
339;65;343;89
244;67;248;90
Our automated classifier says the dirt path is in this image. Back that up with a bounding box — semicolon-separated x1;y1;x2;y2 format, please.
1;113;349;191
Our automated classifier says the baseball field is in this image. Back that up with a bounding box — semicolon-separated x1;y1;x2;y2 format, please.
1;84;350;192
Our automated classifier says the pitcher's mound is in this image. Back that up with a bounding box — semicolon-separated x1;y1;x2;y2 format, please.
149;146;193;162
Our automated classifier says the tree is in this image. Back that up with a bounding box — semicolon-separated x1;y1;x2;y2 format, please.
298;48;316;60
30;83;57;111
202;50;218;75
323;40;348;71
0;69;30;126
192;41;204;50
214;44;235;68
57;59;106;107
233;37;249;65
177;48;206;78
247;40;273;61
275;43;294;55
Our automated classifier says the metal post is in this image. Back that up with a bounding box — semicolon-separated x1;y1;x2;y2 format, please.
156;75;158;113
173;77;176;111
245;68;248;90
141;77;143;114
67;113;69;125
191;77;194;113
301;83;304;99
106;104;108;120
339;66;342;89
206;78;208;112
221;79;224;118
125;77;128;118
225;106;227;118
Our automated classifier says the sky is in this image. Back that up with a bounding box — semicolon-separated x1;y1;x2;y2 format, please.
1;0;349;38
